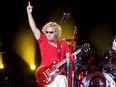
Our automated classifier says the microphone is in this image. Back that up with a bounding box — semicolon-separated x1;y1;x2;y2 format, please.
60;12;70;23
65;13;70;21
74;26;78;34
60;13;67;23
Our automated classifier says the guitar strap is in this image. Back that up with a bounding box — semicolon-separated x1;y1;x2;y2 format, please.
57;39;61;61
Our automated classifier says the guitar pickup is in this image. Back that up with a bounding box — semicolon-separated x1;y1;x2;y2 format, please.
46;69;51;75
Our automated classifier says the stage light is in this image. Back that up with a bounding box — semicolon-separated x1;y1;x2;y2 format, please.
0;65;4;69
0;52;4;69
30;65;36;70
12;26;37;70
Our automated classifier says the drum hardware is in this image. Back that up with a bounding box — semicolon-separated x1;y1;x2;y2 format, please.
81;71;116;87
103;69;116;80
74;50;102;87
75;64;101;87
75;63;116;86
89;75;106;87
107;72;115;80
73;50;116;87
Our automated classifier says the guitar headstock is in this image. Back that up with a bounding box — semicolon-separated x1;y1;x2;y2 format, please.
81;43;91;52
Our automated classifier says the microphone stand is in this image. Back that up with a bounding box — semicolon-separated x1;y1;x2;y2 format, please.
68;26;78;87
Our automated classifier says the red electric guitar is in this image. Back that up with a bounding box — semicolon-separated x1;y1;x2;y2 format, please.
35;43;90;85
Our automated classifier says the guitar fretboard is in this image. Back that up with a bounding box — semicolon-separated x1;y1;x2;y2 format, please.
55;58;69;69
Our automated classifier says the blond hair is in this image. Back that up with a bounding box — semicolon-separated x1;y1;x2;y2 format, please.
42;22;62;38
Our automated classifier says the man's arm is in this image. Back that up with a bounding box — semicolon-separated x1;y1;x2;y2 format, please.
26;1;40;40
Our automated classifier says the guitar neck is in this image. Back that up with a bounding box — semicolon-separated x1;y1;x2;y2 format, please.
73;49;82;55
55;43;90;69
55;49;82;69
55;58;69;69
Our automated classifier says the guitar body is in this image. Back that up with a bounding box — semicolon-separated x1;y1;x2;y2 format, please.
35;60;61;85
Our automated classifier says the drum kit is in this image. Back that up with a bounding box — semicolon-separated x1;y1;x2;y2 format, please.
73;50;116;87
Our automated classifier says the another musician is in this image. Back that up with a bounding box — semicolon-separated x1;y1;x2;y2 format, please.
26;1;70;87
101;35;116;82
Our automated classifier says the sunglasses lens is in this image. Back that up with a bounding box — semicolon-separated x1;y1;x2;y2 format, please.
46;31;54;34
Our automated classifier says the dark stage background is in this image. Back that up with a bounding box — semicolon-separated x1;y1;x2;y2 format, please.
1;0;116;87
